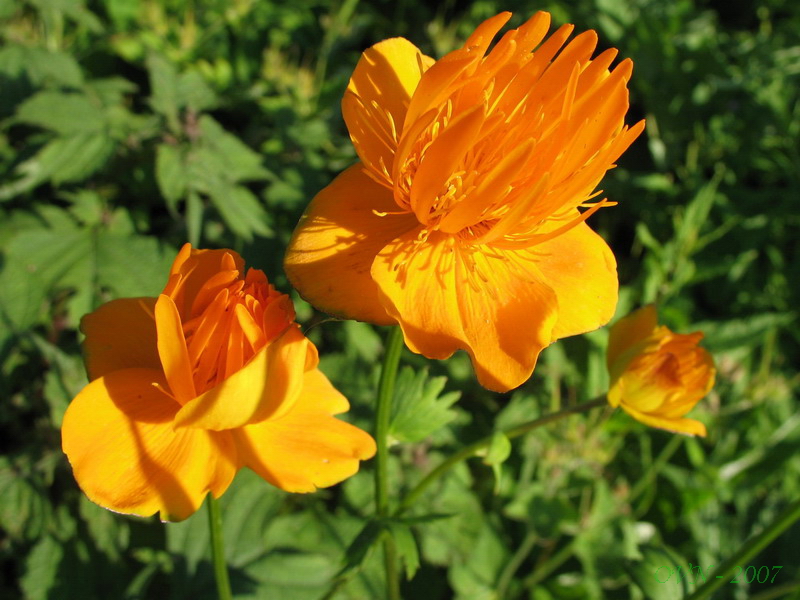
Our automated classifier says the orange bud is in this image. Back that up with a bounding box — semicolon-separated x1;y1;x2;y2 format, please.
607;305;715;436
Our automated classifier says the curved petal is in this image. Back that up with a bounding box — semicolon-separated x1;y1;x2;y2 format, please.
155;294;196;405
533;221;619;342
173;325;309;431
343;38;433;173
372;231;559;391
235;369;376;492
284;164;418;324
607;305;659;371
61;368;237;521
81;297;160;381
164;244;245;318
621;404;707;437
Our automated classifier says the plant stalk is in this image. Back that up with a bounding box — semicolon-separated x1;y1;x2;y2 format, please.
375;326;405;599
207;494;233;600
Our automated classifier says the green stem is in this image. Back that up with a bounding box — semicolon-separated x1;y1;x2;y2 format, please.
207;495;232;600
397;396;607;515
684;497;800;600
496;530;539;599
375;326;404;600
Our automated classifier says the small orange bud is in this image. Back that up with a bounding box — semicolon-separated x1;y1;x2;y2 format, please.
607;305;715;436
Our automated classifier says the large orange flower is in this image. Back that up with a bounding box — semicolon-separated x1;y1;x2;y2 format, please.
62;244;375;521
607;305;715;436
285;11;645;391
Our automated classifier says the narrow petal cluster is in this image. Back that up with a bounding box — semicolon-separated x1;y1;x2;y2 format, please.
285;11;645;391
606;305;715;437
62;244;375;521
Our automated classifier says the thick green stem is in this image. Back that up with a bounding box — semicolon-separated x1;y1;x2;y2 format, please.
397;396;607;515
207;495;232;600
375;326;404;600
684;497;800;600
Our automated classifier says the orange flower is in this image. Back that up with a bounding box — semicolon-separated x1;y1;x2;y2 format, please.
284;11;645;391
62;244;375;521
607;305;715;436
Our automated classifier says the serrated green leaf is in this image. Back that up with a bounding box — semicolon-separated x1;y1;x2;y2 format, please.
0;44;83;95
78;495;129;561
207;184;272;241
20;534;64;600
15;91;106;134
146;52;180;131
386;522;420;580
389;367;460;443
155;143;187;211
0;133;114;200
197;115;271;182
0;458;52;541
29;334;87;426
0;222;174;331
178;70;217;112
343;319;382;361
338;520;383;577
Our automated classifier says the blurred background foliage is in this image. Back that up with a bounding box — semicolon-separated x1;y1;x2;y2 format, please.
1;0;798;598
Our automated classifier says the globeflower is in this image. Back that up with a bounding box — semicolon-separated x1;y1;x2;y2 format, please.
606;305;715;436
62;244;376;521
285;11;645;391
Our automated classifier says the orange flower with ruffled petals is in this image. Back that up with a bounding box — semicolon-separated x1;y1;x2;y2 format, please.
284;11;645;391
607;305;715;436
62;244;375;521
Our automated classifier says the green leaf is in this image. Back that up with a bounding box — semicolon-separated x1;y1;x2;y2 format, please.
0;457;52;541
15;91;106;134
0;220;174;331
146;53;180;131
0;133;114;200
480;432;512;466
386;522;420;580
29;334;87;427
178;70;217;113
155;143;187;212
196;115;271;182
695;312;795;353
20;535;64;600
389;367;460;443
623;543;692;600
206;184;272;241
338;519;383;577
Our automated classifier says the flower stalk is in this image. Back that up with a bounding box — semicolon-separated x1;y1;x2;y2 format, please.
207;495;233;600
375;326;405;599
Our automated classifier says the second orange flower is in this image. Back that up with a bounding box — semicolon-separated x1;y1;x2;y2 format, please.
285;12;645;391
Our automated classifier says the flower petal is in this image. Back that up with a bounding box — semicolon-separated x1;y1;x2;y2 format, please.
533;220;619;341
607;304;660;374
621;404;707;437
165;244;245;318
154;294;197;405
81;297;160;381
61;368;237;521
372;231;559;391
173;325;309;430
235;369;376;492
343;38;433;175
284;164;418;324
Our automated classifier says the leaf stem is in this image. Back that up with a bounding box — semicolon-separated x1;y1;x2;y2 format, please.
375;326;404;599
397;396;607;515
207;494;232;600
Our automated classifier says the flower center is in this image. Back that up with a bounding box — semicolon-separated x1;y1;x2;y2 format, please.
181;264;294;394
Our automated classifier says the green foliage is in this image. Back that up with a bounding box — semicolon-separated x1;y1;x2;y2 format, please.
1;0;798;598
